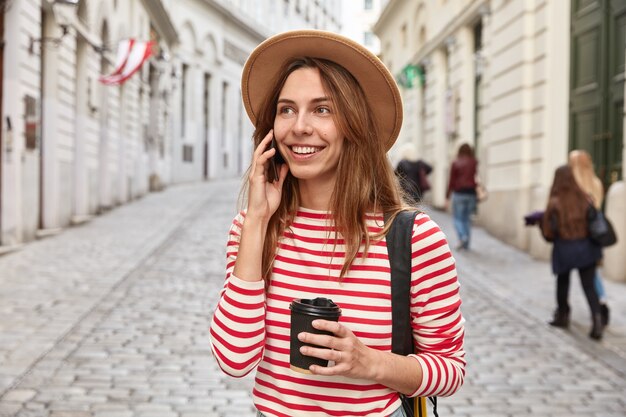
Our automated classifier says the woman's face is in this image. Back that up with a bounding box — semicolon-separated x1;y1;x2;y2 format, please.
273;67;344;188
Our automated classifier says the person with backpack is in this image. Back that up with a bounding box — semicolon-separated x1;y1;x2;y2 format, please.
209;30;466;416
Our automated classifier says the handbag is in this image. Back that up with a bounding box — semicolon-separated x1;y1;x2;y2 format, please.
385;211;439;417
587;204;617;247
475;182;488;202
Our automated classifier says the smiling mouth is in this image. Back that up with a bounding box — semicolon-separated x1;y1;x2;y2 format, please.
290;146;323;155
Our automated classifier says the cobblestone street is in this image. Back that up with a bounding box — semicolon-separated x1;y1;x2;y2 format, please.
1;178;625;417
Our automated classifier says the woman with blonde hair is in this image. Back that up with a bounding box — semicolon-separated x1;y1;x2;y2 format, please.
569;150;610;325
209;30;465;416
542;165;604;340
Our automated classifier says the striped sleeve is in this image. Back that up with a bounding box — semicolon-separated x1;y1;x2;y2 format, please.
408;213;466;397
209;212;267;377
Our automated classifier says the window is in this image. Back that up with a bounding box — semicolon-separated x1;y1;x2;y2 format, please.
203;73;211;176
284;0;290;17
181;63;188;137
401;24;407;47
474;20;483;51
24;95;39;150
221;81;229;147
473;20;484;146
364;31;374;46
182;144;194;162
364;0;373;10
161;112;167;157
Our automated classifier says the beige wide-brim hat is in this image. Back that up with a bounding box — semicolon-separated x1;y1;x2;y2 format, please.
241;30;403;151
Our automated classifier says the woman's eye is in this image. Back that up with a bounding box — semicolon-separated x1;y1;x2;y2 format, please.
279;107;295;115
316;107;331;114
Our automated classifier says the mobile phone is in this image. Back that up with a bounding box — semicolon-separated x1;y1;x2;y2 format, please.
267;136;285;183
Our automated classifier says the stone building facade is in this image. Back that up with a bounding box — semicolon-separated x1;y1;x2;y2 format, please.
374;0;626;282
1;0;173;247
0;0;341;250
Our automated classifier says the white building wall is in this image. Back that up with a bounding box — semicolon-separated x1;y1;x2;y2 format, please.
164;0;261;183
2;0;39;244
341;0;382;54
1;0;343;248
163;0;341;184
1;0;174;246
375;0;626;281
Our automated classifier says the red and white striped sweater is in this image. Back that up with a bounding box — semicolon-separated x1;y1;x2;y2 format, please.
210;208;465;417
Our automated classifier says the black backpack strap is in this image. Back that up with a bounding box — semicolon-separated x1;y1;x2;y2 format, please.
385;210;418;356
385;210;439;417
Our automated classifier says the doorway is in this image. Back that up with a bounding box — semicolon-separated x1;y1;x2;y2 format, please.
570;0;626;189
98;21;110;211
203;72;210;180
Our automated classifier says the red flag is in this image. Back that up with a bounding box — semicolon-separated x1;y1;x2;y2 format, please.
99;39;153;85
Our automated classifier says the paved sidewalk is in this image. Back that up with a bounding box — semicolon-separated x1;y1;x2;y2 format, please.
0;179;624;417
0;182;226;396
433;208;626;370
427;207;626;416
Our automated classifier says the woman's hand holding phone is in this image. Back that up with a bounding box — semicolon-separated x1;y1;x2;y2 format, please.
247;130;288;222
267;135;285;183
234;131;287;283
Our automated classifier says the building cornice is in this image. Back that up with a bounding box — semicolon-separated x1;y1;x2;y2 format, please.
141;0;179;47
372;0;399;35
409;0;487;66
202;0;269;41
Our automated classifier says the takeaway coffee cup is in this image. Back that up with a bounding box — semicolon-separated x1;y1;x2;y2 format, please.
289;297;342;374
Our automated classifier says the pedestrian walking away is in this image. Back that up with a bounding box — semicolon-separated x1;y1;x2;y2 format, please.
569;149;611;326
209;29;466;417
446;143;479;251
395;142;433;205
540;165;604;340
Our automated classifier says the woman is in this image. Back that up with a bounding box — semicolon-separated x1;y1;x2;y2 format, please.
209;30;465;417
541;165;603;340
446;143;478;250
569;150;610;326
395;143;432;204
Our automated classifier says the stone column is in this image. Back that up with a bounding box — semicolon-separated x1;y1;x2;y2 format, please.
431;48;448;208
602;46;626;283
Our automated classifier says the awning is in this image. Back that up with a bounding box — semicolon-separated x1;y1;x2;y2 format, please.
99;39;154;86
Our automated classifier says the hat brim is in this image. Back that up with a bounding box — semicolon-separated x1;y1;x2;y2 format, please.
241;30;403;151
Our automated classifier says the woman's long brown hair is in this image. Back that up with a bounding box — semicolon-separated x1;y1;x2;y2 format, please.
242;57;407;284
545;165;590;239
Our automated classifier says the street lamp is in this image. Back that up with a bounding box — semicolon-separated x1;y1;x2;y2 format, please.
28;0;79;55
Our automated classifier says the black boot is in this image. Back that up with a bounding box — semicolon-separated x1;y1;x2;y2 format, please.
600;303;610;327
549;308;570;328
589;313;604;341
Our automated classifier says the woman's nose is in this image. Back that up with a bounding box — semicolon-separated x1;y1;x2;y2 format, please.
293;113;313;135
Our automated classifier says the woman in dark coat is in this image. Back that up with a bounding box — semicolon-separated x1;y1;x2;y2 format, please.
395;144;432;204
541;165;603;340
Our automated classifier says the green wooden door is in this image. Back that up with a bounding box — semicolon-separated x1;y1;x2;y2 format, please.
570;0;625;188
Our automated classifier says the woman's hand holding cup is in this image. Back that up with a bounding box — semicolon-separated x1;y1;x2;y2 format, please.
297;319;378;380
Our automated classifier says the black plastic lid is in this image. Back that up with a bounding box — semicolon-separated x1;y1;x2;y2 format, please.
289;297;342;318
